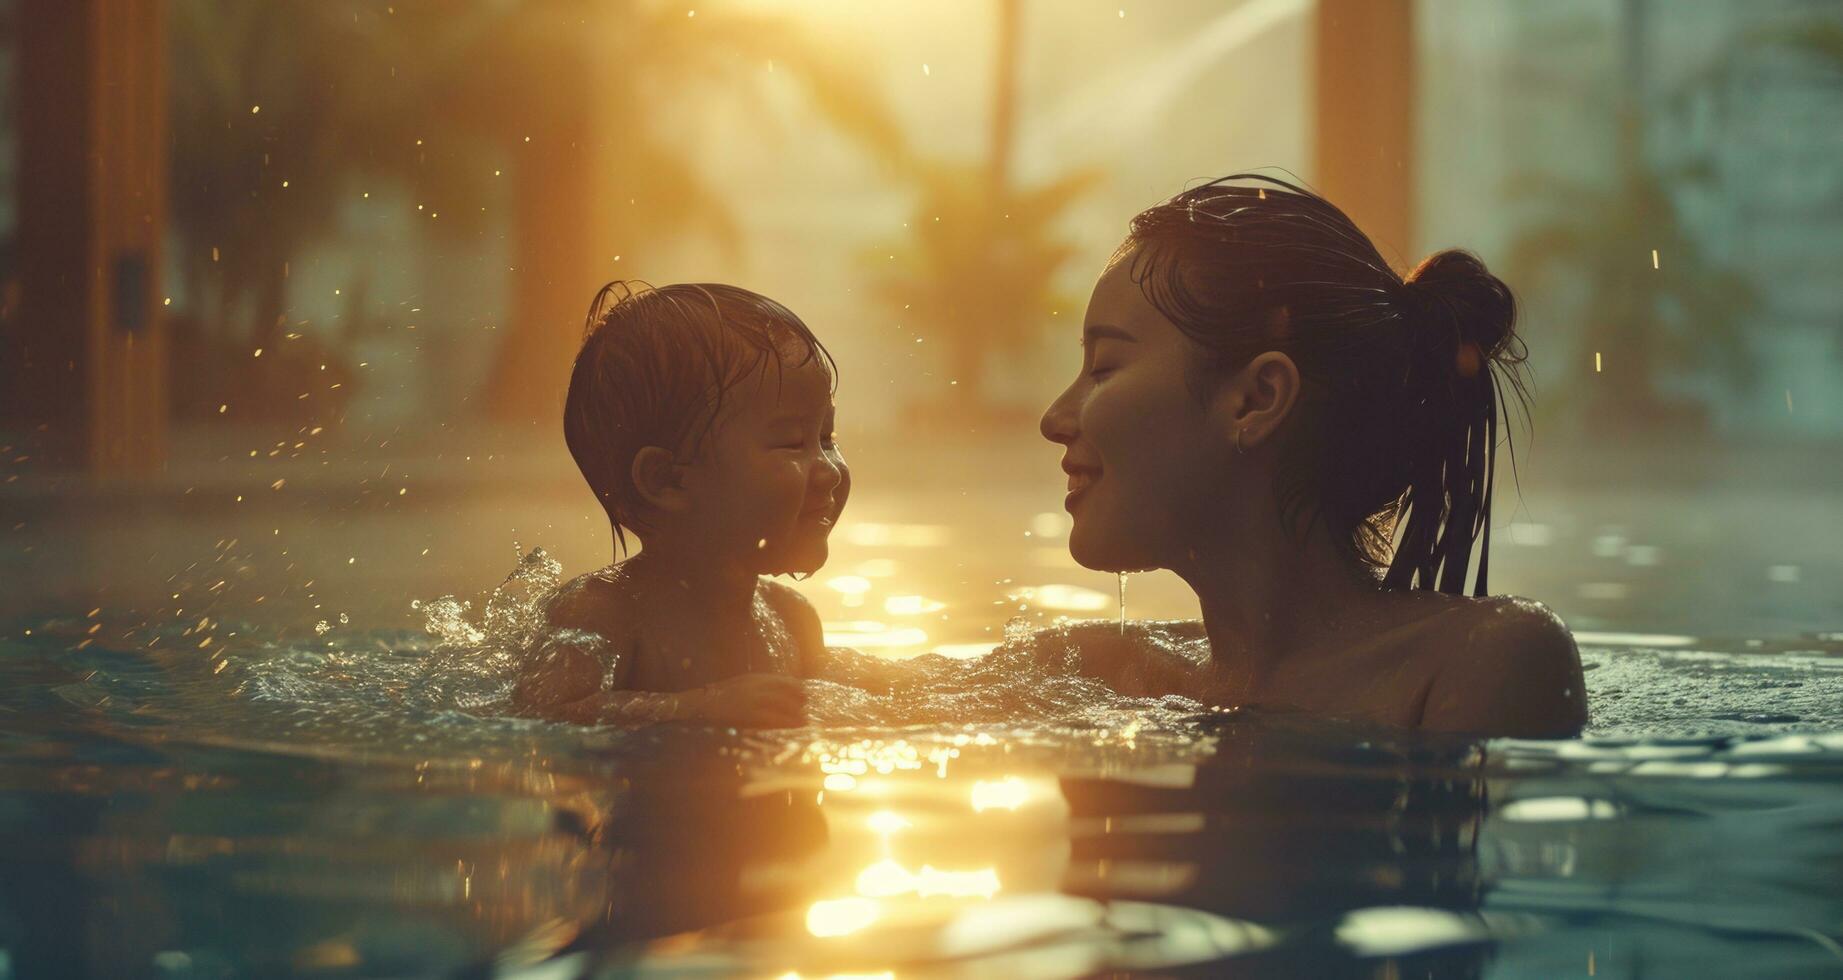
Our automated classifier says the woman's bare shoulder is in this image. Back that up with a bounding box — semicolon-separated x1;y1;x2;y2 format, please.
1411;595;1567;646
1420;595;1588;737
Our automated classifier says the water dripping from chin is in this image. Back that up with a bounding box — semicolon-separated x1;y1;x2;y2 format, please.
1118;571;1129;635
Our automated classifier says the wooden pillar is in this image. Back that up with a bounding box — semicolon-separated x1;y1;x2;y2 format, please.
10;0;168;474
1313;0;1416;269
488;116;599;426
989;0;1020;194
483;39;602;427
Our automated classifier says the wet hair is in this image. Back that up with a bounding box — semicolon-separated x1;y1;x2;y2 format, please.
1121;173;1527;596
563;281;835;554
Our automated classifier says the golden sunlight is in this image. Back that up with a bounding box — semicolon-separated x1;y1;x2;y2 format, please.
806;896;881;938
970;776;1030;812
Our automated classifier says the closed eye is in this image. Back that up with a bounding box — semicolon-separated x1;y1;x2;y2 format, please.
1083;329;1133;380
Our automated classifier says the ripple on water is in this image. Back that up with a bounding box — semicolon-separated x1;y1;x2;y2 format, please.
5;588;1843;978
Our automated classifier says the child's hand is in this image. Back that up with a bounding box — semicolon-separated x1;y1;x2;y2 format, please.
690;674;808;728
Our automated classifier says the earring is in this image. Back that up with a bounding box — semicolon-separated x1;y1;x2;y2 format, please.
1234;428;1248;455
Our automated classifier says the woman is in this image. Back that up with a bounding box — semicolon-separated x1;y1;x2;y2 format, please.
1039;174;1586;738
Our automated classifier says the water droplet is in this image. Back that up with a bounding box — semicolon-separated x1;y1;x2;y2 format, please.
1117;572;1129;634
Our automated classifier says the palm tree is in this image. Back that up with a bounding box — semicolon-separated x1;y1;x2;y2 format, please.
1506;127;1757;431
869;164;1098;412
868;0;1098;418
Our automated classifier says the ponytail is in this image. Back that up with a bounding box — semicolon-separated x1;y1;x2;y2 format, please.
1384;250;1525;596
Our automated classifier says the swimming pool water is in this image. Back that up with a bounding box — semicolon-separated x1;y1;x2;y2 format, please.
2;560;1841;978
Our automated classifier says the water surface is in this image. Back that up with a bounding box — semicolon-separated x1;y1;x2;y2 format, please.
2;553;1841;977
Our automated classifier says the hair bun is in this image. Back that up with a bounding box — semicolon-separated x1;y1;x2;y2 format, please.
1402;249;1517;360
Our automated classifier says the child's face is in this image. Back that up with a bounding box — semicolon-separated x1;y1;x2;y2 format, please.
680;354;846;576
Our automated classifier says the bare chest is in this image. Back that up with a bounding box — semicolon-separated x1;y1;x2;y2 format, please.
625;593;802;691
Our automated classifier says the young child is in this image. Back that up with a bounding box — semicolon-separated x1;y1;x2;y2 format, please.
511;282;848;728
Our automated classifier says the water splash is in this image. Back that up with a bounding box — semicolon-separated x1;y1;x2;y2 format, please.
410;546;564;708
418;545;562;656
480;546;563;646
194;548;1214;751
797;618;1209;743
1003;615;1035;645
76;543;1843;759
415;596;484;647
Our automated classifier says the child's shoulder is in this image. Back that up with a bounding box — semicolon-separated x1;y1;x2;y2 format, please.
543;565;640;636
755;576;818;619
755;577;822;650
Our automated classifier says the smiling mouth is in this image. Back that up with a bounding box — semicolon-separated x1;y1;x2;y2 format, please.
1064;466;1100;498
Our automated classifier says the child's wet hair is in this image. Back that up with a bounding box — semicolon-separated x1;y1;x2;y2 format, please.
564;281;836;554
1122;173;1529;596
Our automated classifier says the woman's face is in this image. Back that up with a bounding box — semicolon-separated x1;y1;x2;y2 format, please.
1040;254;1239;573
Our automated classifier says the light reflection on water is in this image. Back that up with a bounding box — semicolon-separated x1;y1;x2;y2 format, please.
881;594;945;615
820;621;931;651
806;515;1137;657
805;896;881;938
1010;583;1111;612
2;547;1843;976
839;521;952;549
4;612;1843;977
969;776;1032;812
814;514;1126;653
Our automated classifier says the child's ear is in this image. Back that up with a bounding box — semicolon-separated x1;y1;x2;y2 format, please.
630;446;691;513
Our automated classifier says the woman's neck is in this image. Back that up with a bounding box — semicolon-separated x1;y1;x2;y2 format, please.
1175;520;1385;688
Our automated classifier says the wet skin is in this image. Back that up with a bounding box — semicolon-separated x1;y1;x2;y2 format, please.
1040;254;1586;738
512;355;849;728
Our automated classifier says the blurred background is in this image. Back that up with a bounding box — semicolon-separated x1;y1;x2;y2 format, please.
2;0;1840;655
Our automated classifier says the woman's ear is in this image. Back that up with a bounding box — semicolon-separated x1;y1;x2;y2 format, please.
630;446;691;513
1214;351;1300;450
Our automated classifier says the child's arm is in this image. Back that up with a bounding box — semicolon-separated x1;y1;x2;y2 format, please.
513;630;804;726
510;627;653;722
